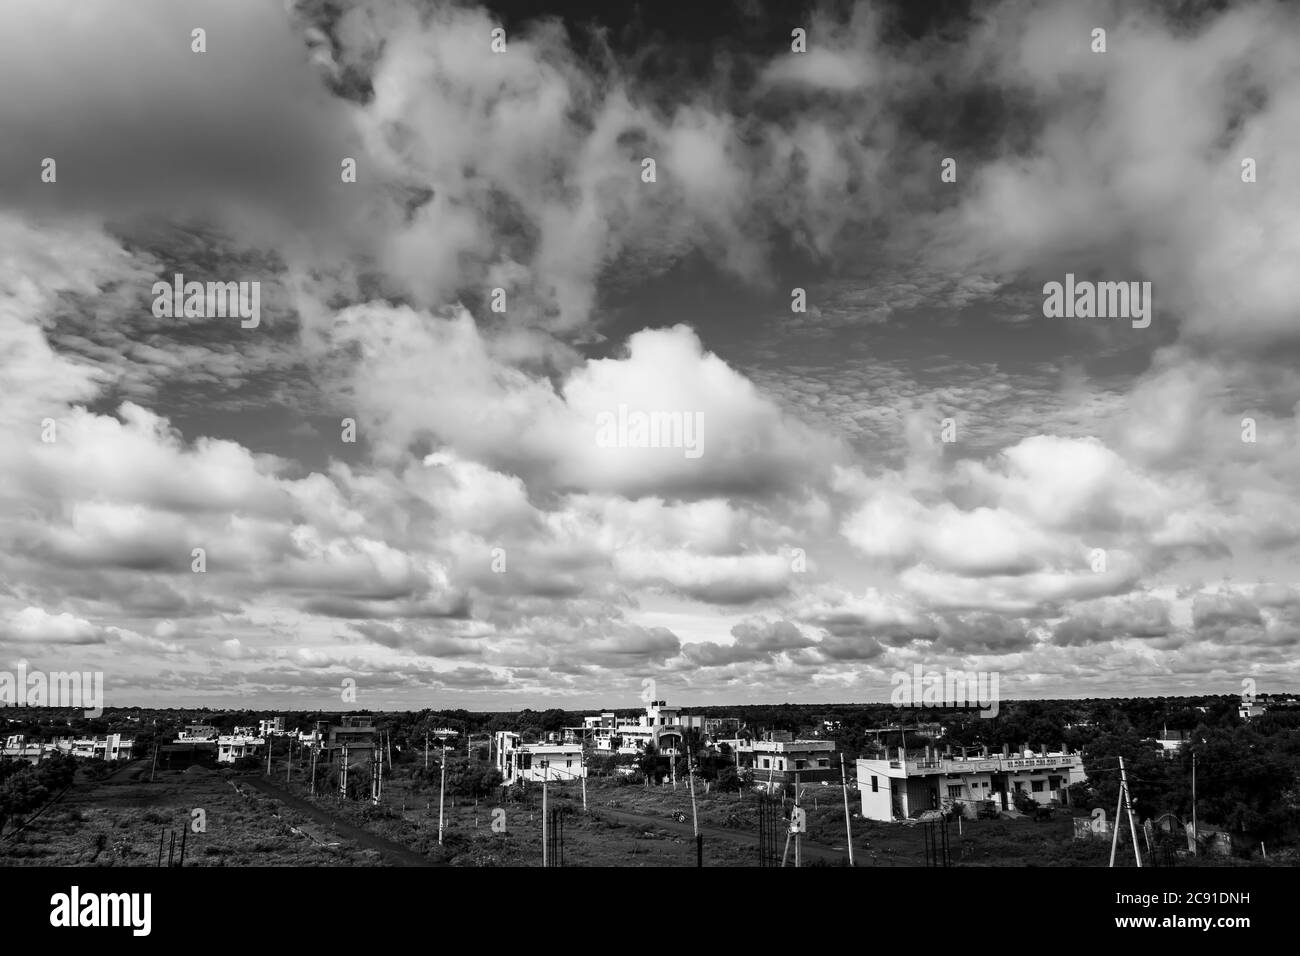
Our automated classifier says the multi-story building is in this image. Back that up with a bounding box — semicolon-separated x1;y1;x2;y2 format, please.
576;702;737;754
1;734;45;763
494;732;586;786
258;717;285;736
856;746;1086;821
748;735;838;785
322;715;376;765
589;700;683;756
3;733;135;763
217;734;265;763
62;734;135;761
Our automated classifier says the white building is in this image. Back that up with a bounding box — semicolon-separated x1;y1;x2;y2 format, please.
587;700;683;756
176;724;219;742
62;734;134;761
1;734;45;763
1151;727;1188;759
494;732;586;786
749;737;837;784
259;717;285;736
857;747;1086;821
3;733;134;763
217;735;265;764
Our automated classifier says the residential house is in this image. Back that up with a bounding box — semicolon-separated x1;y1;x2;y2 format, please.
494;732;586;786
856;745;1086;821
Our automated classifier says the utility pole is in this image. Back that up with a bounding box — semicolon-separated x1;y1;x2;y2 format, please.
286;737;292;784
794;771;802;869
580;748;588;813
437;743;446;845
687;746;701;867
1118;756;1142;867
310;739;317;796
840;753;855;867
424;731;429;771
1192;750;1198;856
150;741;158;783
541;761;549;867
340;743;349;799
266;734;272;776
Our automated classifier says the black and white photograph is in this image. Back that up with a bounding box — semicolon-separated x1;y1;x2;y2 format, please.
0;0;1295;930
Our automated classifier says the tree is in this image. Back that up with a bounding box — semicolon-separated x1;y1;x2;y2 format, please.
638;743;661;782
715;766;743;793
0;767;50;836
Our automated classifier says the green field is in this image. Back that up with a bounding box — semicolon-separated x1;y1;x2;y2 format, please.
4;760;1277;867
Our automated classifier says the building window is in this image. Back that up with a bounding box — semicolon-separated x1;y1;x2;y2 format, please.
947;785;963;800
871;776;878;793
1031;780;1045;793
762;758;770;769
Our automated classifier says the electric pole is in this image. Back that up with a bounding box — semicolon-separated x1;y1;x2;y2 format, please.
1192;749;1198;856
840;753;855;867
794;771;802;868
1119;756;1142;867
437;742;446;845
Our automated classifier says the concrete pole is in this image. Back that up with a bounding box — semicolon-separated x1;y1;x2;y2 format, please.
437;745;446;845
1192;750;1198;856
1119;757;1142;867
1109;770;1125;866
840;753;855;867
542;763;549;868
794;771;801;868
687;748;699;837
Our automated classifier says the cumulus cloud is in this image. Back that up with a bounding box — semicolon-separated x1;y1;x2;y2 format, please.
4;0;1300;704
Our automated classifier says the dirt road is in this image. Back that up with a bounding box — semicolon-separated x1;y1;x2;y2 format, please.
240;776;443;867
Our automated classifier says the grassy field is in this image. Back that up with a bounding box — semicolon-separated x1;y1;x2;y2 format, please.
0;760;379;867
271;768;1121;867
5;759;1266;867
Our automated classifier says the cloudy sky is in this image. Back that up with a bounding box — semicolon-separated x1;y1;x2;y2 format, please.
3;0;1300;710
